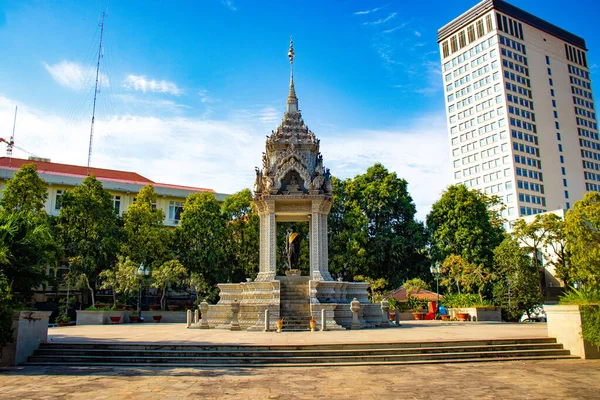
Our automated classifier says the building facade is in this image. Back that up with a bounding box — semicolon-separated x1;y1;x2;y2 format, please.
438;0;598;226
0;157;228;226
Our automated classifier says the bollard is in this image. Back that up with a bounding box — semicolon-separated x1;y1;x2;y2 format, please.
350;298;361;330
230;300;241;331
199;301;210;329
186;309;192;328
395;308;401;326
264;309;270;332
380;300;390;328
194;309;199;324
321;308;326;331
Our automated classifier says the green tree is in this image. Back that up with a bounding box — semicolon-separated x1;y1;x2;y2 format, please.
56;175;120;304
427;185;504;290
329;164;427;287
99;256;143;307
492;237;542;320
151;259;187;310
121;184;170;268
565;191;600;288
511;215;549;295
328;177;368;280
0;273;14;347
542;213;571;287
0;210;58;293
354;275;389;303
0;163;48;213
403;277;431;295
222;189;260;281
176;192;226;302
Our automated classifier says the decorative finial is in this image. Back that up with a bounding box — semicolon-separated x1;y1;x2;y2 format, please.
288;36;295;65
286;36;298;113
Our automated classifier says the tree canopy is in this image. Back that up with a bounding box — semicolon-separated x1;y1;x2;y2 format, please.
0;163;48;214
329;164;427;287
427;184;505;269
565;191;600;288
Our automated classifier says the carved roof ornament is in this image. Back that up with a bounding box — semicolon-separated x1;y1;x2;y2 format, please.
254;37;332;199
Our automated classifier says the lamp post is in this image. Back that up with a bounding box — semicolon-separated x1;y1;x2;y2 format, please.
137;263;150;320
430;262;441;312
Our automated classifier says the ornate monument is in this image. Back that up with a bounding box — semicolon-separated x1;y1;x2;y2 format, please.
192;38;380;331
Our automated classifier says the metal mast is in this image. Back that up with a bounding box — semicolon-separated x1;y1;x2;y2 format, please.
87;11;106;174
8;106;16;157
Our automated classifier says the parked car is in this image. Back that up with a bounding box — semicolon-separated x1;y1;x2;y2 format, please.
520;308;546;322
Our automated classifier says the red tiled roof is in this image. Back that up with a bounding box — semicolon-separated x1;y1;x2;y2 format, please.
0;157;212;192
385;286;444;302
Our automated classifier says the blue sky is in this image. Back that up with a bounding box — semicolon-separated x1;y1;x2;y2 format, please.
0;0;598;219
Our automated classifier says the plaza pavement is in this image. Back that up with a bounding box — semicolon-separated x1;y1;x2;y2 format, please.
46;320;548;345
2;322;600;399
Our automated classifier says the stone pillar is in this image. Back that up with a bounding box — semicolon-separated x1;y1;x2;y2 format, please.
194;309;199;324
350;298;361;330
230;300;241;331
395;308;401;326
321;308;326;331
186;310;192;328
380;300;390;328
199;302;209;329
264;309;270;332
256;201;276;282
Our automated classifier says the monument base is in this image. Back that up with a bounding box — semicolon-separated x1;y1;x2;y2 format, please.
189;277;380;331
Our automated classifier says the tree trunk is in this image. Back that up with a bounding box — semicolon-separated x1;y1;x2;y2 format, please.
162;287;166;310
112;288;116;308
84;275;95;306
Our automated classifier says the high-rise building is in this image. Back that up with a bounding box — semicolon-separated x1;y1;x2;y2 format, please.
438;0;598;225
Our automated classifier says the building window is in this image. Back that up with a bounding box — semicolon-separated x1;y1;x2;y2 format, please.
563;179;568;187
549;78;553;86
547;68;552;76
565;190;569;199
554;111;558;118
442;41;449;58
561;167;566;175
546;56;550;65
168;201;184;221
467;25;475;43
113;196;121;215
552;100;556;108
558;144;563;152
476;19;484;38
555;122;560;129
550;89;555;97
566;202;571;209
55;190;63;210
557;133;561;141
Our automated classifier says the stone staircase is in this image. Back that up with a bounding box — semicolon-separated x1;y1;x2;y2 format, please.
25;338;577;367
278;276;312;332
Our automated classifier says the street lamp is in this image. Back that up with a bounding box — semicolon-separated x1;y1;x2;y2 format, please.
137;263;150;320
430;262;442;312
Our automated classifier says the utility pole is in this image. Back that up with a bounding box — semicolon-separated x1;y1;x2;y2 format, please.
87;11;106;174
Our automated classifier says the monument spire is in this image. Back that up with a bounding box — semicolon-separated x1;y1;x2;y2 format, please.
286;36;298;113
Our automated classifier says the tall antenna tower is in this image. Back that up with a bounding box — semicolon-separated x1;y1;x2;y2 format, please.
87;11;107;174
8;106;17;157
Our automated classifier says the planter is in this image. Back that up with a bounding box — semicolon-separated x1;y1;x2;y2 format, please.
149;305;161;311
276;319;283;333
1;311;52;367
545;304;600;359
129;316;139;323
309;319;317;332
110;316;122;324
447;307;501;322
456;312;470;322
412;312;425;320
168;305;179;311
153;315;163;323
441;315;451;321
57;322;70;327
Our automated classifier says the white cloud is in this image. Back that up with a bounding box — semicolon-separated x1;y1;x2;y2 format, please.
363;12;397;26
123;75;183;95
354;6;383;15
198;89;216;103
43;60;109;91
0;94;450;221
221;0;236;11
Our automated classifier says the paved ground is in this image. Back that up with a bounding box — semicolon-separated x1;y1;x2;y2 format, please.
1;360;599;399
2;322;599;399
46;321;548;345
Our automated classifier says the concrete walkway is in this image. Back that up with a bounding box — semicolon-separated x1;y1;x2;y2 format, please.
48;321;548;345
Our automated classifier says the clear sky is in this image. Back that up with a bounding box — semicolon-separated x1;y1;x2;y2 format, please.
0;0;598;220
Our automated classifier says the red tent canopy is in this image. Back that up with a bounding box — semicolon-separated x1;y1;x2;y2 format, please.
385;286;443;302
